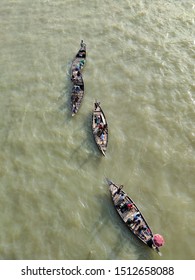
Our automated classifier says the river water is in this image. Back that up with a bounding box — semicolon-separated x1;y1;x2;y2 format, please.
0;0;195;260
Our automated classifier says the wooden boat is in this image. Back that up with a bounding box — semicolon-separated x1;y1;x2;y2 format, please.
106;178;164;255
92;102;108;156
70;40;86;116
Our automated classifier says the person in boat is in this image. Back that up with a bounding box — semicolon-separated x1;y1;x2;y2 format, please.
127;212;142;229
133;212;141;222
76;59;85;70
72;104;77;114
103;123;108;132
95;115;101;124
98;123;107;138
116;192;126;208
113;185;124;197
136;224;147;239
98;123;103;129
71;69;81;82
100;132;105;143
98;123;106;138
80;59;85;67
120;202;134;213
147;234;164;250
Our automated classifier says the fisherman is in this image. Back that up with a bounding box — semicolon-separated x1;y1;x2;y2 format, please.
71;70;77;80
146;238;154;248
73;95;79;103
126;218;133;226
71;70;81;82
72;85;80;93
131;212;142;230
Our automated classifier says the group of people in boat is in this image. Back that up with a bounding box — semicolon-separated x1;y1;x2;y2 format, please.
71;41;86;115
114;185;158;250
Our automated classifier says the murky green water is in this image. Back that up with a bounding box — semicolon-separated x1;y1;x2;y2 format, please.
0;0;195;260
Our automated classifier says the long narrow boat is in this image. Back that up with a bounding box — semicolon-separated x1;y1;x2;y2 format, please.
70;40;86;116
106;178;164;255
92;102;108;156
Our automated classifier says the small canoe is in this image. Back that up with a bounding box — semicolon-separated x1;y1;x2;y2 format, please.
106;178;164;255
92;102;108;156
70;40;86;116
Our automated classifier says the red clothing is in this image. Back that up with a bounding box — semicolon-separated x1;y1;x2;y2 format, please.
127;203;134;209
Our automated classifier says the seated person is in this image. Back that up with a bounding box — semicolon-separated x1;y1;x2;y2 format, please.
131;212;142;230
146;238;154;248
116;193;126;208
120;203;134;213
95;115;101;124
100;132;105;142
136;224;147;239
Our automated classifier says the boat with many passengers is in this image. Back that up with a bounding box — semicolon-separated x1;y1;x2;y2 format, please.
106;178;165;255
70;40;86;116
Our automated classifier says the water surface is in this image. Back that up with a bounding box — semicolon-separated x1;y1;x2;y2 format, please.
0;0;195;260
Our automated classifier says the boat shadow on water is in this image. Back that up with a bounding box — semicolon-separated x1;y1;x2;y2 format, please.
88;193;153;260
